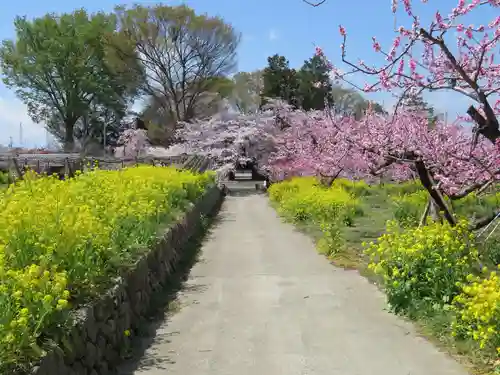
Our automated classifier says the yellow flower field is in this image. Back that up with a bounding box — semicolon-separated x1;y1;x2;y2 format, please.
452;268;500;353
0;165;214;372
268;177;362;225
268;177;364;256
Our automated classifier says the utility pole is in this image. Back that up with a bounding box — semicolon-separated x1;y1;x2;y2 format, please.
19;122;23;147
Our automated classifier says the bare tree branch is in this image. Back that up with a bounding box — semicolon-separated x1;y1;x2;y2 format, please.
302;0;327;6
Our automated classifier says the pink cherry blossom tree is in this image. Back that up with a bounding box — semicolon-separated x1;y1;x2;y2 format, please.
114;99;291;179
114;128;150;158
268;96;500;227
293;0;500;227
330;0;499;139
269;104;499;193
168;99;295;178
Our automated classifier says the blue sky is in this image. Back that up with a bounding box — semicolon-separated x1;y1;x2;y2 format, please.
0;0;491;147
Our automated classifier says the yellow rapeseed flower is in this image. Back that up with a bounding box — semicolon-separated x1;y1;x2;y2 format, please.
0;166;214;372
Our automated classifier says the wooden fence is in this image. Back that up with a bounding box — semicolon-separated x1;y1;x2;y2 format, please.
0;153;214;182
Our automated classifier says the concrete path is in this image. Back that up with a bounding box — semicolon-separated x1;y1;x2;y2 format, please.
123;194;469;375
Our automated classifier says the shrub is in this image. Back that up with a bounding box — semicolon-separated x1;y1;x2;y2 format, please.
452;269;500;355
332;179;372;197
452;191;500;221
390;190;428;227
317;221;344;257
0;171;9;185
365;220;479;316
269;177;363;256
389;188;500;229
381;180;423;196
479;236;500;266
0;166;214;372
269;177;362;226
267;176;318;204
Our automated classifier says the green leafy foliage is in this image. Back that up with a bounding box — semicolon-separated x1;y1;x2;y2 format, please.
0;172;10;185
261;53;386;114
296;54;333;111
365;220;479;315
261;54;300;108
0;9;142;151
268;177;364;256
391;190;428;227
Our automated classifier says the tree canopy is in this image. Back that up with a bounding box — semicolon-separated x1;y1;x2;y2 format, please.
115;4;240;124
261;54;300;109
0;9;141;151
261;53;385;115
296;54;333;111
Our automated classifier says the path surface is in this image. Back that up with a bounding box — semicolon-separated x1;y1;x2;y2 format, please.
122;194;469;375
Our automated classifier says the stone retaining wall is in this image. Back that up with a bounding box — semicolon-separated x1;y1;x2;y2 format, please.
31;186;224;375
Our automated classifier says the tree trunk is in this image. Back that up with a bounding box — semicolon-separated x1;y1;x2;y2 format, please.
419;198;432;227
467;105;500;144
429;200;442;223
414;159;456;226
64;119;75;153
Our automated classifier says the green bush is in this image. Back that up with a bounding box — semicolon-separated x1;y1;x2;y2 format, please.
269;177;364;256
389;187;500;229
390;190;428;227
451;192;500;220
269;177;362;225
480;236;500;266
364;220;479;316
332;178;372;197
0;171;9;185
381;180;423;196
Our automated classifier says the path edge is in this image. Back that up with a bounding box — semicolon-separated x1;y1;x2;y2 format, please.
29;185;225;375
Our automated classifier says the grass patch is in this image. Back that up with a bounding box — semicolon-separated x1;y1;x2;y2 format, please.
339;191;394;270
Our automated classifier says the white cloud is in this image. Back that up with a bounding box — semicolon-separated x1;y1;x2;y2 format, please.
268;29;279;41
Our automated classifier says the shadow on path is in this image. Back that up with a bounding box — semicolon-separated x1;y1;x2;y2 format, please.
118;193;468;375
117;205;224;374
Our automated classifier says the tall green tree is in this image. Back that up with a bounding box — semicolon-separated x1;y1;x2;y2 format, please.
0;9;142;151
231;70;264;113
296;54;333;110
400;91;437;128
115;4;240;123
330;85;386;119
261;54;300;108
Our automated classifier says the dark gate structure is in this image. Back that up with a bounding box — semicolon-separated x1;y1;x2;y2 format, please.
223;157;270;194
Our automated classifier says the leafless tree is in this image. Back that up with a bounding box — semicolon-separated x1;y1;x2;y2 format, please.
115;4;240;123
